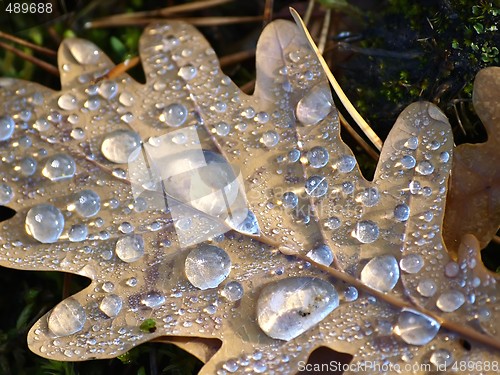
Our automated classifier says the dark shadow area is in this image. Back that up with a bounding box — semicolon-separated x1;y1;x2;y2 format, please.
0;206;16;222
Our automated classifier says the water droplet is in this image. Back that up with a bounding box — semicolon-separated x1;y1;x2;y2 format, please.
282;192;298;208
0;184;13;204
352;220;379;243
119;92;135;107
73;190;101;217
356;187;380;207
344;286;358;301
101;129;141;163
142;292;165;308
404;137;418;150
394;203;410;222
399;254;424;274
99;294;122;317
436;290;465;312
400;155;416;169
178;64;197;80
58;94;77;110
361;255;399;292
226;209;260;235
296;84;333;125
336;155;356;173
395;309;440;345
25;204;65;243
417;279;436;297
409;180;421;194
48;298;86;336
42;154;76;181
0;116;15;141
115;234;144;263
221;281;244;302
98;81;118;99
68;224;88;242
307;245;334;266
71;128;85;140
325;216;341;230
288;149;301;162
416;161;434;175
430;349;453;368
159;103;188;127
260;131;279;147
256;277;339;341
185;244;231;290
444;261;459;278
34;118;50;132
17;157;37;176
215;122;230;136
68;40;100;65
305;176;328;197
439;151;450;163
306;146;329;168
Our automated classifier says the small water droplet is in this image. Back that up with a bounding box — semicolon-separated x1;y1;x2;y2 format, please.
360;255;399;292
185;244;231;290
417;279;436;297
336;155;356;173
260;131;279;147
17;157;37;176
178;64;197;80
98;81;118;99
306;146;329;168
72;190;101;217
101;129;141;163
404;137;418;150
430;349;453;368
352;220;379;243
115;234;144;263
394;203;410;222
42;154;76;181
282;192;298;208
99;294;122;317
68;40;100;65
221;281;244;302
415;161;434;175
436;290;465;312
0;115;15;141
25;204;65;243
288;149;301;162
307;245;334;266
141;291;165;308
305;176;328;197
68;224;88;242
0;184;14;204
215;122;230;136
58;94;77;110
159;103;188;127
439;151;450;163
48;298;86;336
395;309;440;345
296;84;333;125
356;187;380;207
399;254;424;274
400;155;416;169
256;277;339;341
344;286;358;302
325;216;341;230
226;209;260;235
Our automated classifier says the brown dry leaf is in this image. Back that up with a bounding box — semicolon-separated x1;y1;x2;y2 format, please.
0;18;499;374
443;67;500;254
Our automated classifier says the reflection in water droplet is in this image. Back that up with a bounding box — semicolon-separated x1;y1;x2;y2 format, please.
416;161;434;175
352;220;379;243
307;147;329;168
400;155;416;169
58;94;77;110
399;254;424;274
141;291;165;308
99;294;122;317
336;155;356;173
226;209;260;235
73;190;101;217
436;290;465;312
296;84;333;126
357;187;379;207
25;204;65;243
256;277;339;341
68;224;88;242
282;192;298;209
215;122;230;136
42;154;76;181
101;129;141;164
159;103;188;127
307;245;334;266
404;137;418;150
221;281;244;302
394;203;410;222
48;298;86;336
361;255;399;292
178;64;197;80
68;40;100;65
115;235;144;263
417;279;436;297
261;131;279;147
185;244;231;290
325;216;341;230
395;309;440;345
0;115;15;141
17;157;37;176
305;176;328;197
344;286;358;301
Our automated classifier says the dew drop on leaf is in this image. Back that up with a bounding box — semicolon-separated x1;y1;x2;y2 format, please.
336;155;356;173
221;281;244;302
48;298;86;337
25;204;65;243
394;203;410;222
306;146;329;168
430;349;453;367
68;40;100;65
0;115;15;141
57;93;77;111
256;277;339;341
260;130;279;147
184;244;231;290
352;220;379;243
159;103;188;127
436;290;465;312
101;129;141;164
68;224;88;242
115;235;145;263
72;190;101;217
399;254;424;274
417;279;437;297
305;175;328;197
0;183;13;204
296;84;333;126
306;244;334;266
360;255;399;292
99;294;123;318
42;154;76;181
394;309;440;345
178;64;197;80
282;192;298;209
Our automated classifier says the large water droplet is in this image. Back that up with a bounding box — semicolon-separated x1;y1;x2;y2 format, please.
68;224;88;242
159;103;188;127
256;277;339;341
306;146;329;168
25;204;65;243
305;176;328;197
58;94;77;110
0;184;13;204
352;220;379;243
394;309;440;345
48;298;86;336
73;190;101;217
361;255;399;292
221;281;244;302
0;115;15;141
436;290;465;312
101;129;141;164
417;279;436;297
99;294;122;317
416;161;434;175
185;244;231;290
400;155;416;169
399;254;424;274
296;84;333;126
42;154;76;181
141;291;165;308
115;234;144;263
178;64;197;80
307;245;334;266
68;40;100;65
